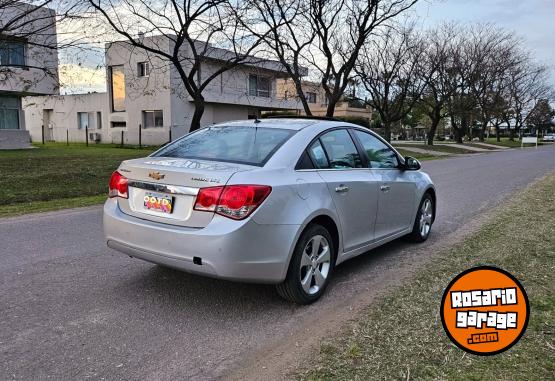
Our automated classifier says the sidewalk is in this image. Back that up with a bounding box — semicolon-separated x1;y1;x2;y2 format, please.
468;142;510;149
446;143;492;152
394;146;451;156
394;141;503;152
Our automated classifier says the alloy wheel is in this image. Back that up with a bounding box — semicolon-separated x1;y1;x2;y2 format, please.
299;235;331;295
419;199;433;238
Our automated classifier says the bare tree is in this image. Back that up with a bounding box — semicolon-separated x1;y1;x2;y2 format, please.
88;0;265;131
417;23;460;145
246;0;420;117
505;61;551;140
356;26;427;142
239;0;313;115
463;25;518;141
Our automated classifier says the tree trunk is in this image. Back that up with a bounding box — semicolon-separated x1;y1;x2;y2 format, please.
427;117;440;146
478;125;486;142
383;121;392;142
495;124;501;142
507;122;514;141
454;128;463;144
189;97;205;132
451;115;463;144
461;115;469;143
325;99;337;117
293;80;312;116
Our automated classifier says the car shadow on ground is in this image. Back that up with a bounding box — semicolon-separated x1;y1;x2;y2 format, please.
117;235;421;314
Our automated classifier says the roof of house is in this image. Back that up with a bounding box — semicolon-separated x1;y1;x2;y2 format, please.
108;36;308;76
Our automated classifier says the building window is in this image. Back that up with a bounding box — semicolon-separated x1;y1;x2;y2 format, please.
110;65;125;112
97;112;102;129
137;62;150;77
142;110;163;128
77;112;89;129
111;121;126;128
0;95;20;129
306;92;317;104
248;74;270;98
0;109;19;129
0;40;25;66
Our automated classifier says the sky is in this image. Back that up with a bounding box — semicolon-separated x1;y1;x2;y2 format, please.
59;0;555;94
413;0;555;86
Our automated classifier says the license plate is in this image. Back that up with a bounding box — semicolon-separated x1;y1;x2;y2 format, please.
143;192;174;214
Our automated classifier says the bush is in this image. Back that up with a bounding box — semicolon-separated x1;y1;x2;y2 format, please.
335;115;371;128
261;111;298;118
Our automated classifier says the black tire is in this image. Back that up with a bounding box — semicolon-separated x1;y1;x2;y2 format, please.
406;192;434;243
276;224;336;304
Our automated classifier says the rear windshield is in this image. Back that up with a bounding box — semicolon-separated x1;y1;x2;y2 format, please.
152;126;295;166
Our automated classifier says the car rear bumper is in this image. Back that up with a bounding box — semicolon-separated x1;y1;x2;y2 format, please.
103;199;299;283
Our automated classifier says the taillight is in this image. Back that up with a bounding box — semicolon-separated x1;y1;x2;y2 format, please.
109;171;128;198
194;186;223;211
194;185;271;220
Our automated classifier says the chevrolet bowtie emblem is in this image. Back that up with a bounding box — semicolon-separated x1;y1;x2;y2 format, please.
148;171;165;180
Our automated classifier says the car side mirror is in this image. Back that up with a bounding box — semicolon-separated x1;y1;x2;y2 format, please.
403;156;421;171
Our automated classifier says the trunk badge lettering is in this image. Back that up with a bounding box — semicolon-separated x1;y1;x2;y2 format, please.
192;177;221;183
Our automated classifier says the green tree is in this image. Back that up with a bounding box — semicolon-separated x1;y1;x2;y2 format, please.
526;99;555;136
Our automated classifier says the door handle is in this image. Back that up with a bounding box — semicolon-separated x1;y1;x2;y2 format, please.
335;185;349;193
380;185;390;192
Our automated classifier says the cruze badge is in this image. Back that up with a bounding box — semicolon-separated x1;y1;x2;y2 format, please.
191;177;221;183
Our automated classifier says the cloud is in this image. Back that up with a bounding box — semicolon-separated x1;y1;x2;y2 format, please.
59;64;106;94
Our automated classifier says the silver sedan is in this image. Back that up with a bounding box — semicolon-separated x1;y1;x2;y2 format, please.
103;118;436;304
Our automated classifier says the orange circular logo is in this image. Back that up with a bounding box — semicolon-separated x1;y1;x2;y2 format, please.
440;266;529;355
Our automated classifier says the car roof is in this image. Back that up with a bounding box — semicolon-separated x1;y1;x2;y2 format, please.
211;118;342;131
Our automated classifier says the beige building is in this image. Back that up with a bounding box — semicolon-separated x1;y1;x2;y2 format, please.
25;36;301;145
0;2;59;148
276;79;372;121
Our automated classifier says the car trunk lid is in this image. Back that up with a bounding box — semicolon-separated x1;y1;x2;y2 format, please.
116;157;253;227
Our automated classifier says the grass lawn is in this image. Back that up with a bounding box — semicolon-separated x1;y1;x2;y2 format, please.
395;148;438;162
396;144;478;155
484;137;538;148
0;143;156;217
299;172;555;380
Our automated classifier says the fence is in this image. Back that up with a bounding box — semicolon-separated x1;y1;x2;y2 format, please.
38;123;190;147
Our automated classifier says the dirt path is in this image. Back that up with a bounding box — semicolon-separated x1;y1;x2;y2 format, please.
225;204;498;381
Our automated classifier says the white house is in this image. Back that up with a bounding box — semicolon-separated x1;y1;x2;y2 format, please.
24;35;302;145
0;1;59;148
23;92;107;143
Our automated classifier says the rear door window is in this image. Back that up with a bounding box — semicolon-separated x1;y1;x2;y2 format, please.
153;126;294;166
307;140;329;169
318;129;363;169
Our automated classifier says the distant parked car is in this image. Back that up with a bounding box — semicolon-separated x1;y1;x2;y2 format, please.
542;133;555;142
103;117;436;304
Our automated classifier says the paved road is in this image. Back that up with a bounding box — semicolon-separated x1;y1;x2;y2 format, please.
1;145;554;380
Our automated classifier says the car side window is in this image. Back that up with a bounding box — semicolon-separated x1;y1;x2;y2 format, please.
319;129;363;169
307;140;329;169
353;130;399;169
296;151;315;169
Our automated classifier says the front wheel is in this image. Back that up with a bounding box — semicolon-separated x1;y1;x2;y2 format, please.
406;193;434;243
276;224;335;304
